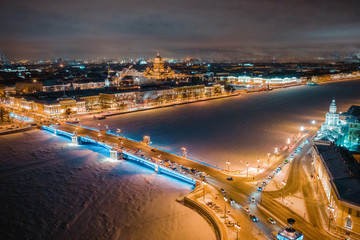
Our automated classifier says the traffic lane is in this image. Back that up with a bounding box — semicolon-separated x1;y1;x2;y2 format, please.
207;178;279;238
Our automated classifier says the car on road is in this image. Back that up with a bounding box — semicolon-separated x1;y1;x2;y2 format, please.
257;187;262;191
151;149;156;152
251;197;255;202
267;217;276;224
226;177;233;181
262;181;266;186
221;188;225;193
249;214;258;222
243;206;250;213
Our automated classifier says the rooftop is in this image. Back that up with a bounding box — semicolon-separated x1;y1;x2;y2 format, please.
314;141;360;206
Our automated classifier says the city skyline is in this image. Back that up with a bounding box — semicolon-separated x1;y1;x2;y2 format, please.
1;0;360;61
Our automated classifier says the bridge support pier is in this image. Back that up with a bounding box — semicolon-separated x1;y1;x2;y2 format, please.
110;148;122;160
72;134;79;145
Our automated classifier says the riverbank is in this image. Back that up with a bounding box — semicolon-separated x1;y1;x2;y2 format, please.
77;92;239;121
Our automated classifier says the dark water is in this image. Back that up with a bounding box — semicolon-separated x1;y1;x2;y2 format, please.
84;80;360;170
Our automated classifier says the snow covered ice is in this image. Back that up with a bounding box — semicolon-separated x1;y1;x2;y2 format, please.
0;131;215;240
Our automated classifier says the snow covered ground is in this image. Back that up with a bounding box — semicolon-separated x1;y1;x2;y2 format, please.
0;130;215;240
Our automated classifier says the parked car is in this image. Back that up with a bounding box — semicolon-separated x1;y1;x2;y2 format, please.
226;177;233;181
249;214;258;222
267;217;276;224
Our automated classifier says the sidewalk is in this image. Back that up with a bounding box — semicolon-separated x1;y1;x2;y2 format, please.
184;184;267;240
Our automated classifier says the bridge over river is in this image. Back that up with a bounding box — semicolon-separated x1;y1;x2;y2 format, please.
42;123;332;240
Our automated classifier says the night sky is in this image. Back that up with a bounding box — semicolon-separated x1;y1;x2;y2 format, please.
1;0;359;61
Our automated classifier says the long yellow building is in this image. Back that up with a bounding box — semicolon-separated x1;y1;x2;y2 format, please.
313;141;360;239
8;84;226;119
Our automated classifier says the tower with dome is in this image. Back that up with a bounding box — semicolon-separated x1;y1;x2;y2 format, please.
143;53;175;80
316;98;343;143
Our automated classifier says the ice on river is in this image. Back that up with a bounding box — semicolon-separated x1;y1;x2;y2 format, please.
0;130;215;240
81;81;360;170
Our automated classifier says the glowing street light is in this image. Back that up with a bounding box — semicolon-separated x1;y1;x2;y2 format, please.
267;152;270;165
235;223;241;240
287;138;291;145
311;120;316;125
202;182;207;203
98;123;101;131
181;147;187;157
223;197;228;219
116;128;121;135
226;161;230;172
257;158;260;172
274;147;278;155
300;126;304;132
281;181;287;202
143;136;151;144
246;162;250;177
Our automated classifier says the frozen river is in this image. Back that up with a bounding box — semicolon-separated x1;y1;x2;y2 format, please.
0;131;215;239
83;80;360;170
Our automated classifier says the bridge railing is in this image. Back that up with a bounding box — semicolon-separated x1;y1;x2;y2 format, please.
42;125;56;134
159;165;196;185
123;152;156;170
43;125;196;186
123;152;196;186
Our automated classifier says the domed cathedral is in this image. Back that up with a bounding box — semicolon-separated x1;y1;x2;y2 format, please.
143;52;175;80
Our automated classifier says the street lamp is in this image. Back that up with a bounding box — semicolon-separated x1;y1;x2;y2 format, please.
246;162;249;177
234;223;241;240
98;123;101;131
223;197;228;219
203;182;207;203
281;181;286;202
257;158;260;173
274;147;278;155
226;161;230;172
300;126;304;132
267;152;270;165
311;120;316;125
181;147;187;158
287;138;291;145
116;128;121;135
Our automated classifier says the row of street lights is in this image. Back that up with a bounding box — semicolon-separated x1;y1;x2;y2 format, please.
245;123;315;177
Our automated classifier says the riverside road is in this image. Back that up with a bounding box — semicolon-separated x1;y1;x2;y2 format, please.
54;123;331;239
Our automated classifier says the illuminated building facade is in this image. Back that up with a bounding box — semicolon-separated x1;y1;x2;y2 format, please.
316;100;360;151
8;84;226;118
15;81;43;94
143;53;175;80
219;75;304;86
313;142;360;239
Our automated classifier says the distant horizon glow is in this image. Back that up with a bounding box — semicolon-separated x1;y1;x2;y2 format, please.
1;0;360;61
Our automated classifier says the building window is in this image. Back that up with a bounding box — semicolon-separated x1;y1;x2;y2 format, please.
357;211;360;218
348;208;352;215
345;217;352;229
